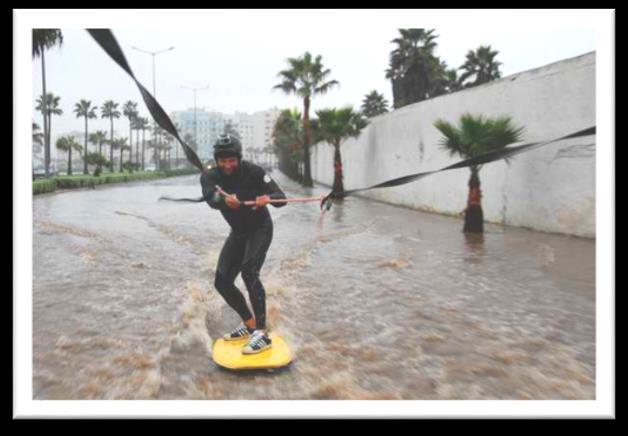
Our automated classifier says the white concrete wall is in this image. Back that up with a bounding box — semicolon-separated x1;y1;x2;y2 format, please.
311;52;596;238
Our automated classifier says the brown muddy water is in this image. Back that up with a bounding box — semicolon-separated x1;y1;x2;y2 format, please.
32;172;595;400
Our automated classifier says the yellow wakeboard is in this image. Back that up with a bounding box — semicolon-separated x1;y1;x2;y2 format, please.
212;333;292;370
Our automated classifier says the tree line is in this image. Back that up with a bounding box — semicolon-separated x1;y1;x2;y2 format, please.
33;28;523;233
33;30;188;177
271;28;522;233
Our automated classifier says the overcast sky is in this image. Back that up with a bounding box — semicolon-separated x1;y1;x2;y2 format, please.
23;10;602;137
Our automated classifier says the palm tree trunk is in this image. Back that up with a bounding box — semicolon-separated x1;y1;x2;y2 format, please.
136;128;140;166
109;120;114;172
98;140;103;175
302;96;313;187
47;112;52;172
119;147;124;172
392;77;401;109
68;148;72;176
333;142;345;196
463;167;484;233
83;117;89;175
41;49;50;177
129;121;133;164
141;129;145;171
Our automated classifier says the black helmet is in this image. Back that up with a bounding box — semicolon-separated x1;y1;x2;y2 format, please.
213;134;242;160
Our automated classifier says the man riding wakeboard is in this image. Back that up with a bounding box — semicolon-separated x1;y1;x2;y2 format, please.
200;134;287;354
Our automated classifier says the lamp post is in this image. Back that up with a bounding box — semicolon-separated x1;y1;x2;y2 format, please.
132;45;174;168
182;85;209;154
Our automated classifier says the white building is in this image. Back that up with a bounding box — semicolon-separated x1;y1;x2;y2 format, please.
253;107;281;150
170;108;280;162
310;52;596;237
225;111;255;152
170;109;225;161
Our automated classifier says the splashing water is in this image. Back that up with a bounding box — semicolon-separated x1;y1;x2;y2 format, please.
33;172;595;400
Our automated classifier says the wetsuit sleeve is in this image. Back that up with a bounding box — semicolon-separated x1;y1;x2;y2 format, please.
200;173;225;210
259;170;287;208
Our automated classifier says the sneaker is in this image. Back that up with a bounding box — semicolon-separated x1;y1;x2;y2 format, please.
223;324;254;341
241;330;273;355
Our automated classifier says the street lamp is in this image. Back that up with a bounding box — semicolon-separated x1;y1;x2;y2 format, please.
132;45;174;169
131;45;174;98
182;84;209;154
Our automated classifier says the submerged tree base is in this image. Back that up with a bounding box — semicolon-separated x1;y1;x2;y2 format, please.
463;205;484;233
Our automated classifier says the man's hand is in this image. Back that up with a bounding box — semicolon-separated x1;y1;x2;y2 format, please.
225;194;241;209
254;195;271;209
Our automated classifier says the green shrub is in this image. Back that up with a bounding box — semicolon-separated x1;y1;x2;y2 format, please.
33;179;56;195
33;168;199;195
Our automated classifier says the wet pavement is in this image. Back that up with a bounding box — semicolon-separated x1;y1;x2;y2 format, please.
32;171;595;400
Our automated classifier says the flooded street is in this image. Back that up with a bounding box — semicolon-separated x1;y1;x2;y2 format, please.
32;171;595;400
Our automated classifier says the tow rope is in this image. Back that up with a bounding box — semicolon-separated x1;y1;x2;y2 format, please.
319;126;595;210
215;186;324;207
88;28;327;208
87;29;595;214
158;186;324;209
87;29;207;176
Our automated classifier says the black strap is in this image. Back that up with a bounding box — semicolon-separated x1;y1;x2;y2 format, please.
87;29;207;175
322;126;595;208
86;29;595;212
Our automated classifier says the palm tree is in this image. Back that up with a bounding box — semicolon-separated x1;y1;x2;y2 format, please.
168;132;177;169
89;130;108;175
150;122;163;165
459;45;502;88
111;137;129;172
32;122;44;152
160;132;174;169
361;90;389;118
157;126;170;169
100;101;121;171
165;144;173;170
56;135;83;176
123;101;138;166
136;120;142;166
443;68;464;93
313;108;368;195
35;94;61;149
33;29;63;176
182;133;197;166
32;122;44;177
35;93;63;171
427;59;451;98
173;122;183;169
131;116;141;166
84;151;108;175
386;28;441;108
122;139;132;171
137;117;149;171
146;139;158;169
272;109;306;181
74;100;97;175
273;52;339;187
434;113;524;233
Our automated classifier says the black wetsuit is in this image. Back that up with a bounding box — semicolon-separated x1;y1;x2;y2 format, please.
200;160;286;330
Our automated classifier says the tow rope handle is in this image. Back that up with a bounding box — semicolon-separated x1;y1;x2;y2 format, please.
215;185;325;207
